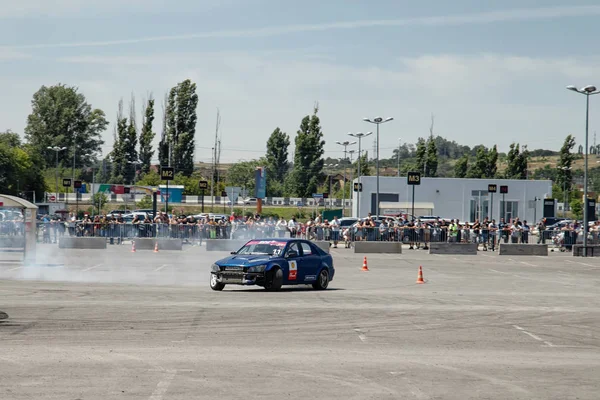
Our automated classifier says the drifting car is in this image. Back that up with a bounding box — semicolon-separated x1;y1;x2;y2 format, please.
210;238;335;291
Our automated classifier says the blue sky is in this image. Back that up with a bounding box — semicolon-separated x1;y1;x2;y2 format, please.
0;0;599;163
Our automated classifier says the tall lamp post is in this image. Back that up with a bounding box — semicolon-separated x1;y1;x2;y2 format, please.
363;116;394;217
397;138;402;177
566;84;600;257
348;150;356;215
47;146;67;202
348;132;373;218
324;163;339;207
560;166;572;218
335;140;356;216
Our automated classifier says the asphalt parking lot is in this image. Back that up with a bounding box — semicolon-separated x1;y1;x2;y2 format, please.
1;244;599;399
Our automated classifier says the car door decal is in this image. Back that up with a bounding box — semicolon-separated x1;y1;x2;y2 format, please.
288;260;297;280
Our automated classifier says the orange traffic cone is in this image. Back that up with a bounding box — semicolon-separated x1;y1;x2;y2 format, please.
153;242;159;253
416;266;425;284
131;241;136;253
362;256;369;271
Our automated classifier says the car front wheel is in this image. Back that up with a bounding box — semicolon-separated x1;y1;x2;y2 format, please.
312;269;329;290
210;273;225;291
264;268;282;291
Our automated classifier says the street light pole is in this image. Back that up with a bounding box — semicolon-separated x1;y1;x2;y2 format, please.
349;132;373;218
47;146;67;202
363;117;394;218
397;138;402;177
566;84;599;257
560;166;572;218
335;140;356;217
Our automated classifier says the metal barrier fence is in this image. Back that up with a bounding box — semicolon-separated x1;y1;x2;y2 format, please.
299;225;600;251
2;221;599;251
20;221;289;243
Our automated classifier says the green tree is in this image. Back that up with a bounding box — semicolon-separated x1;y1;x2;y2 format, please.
454;154;469;178
557;134;576;191
415;138;427;174
123;96;139;184
226;159;266;196
139;98;155;175
504;143;526;179
0;132;46;201
265;127;290;183
287;106;325;197
24;83;108;167
467;147;488;178
110;100;128;184
425;137;438;177
570;198;583;219
486;145;498;178
354;152;372;177
159;80;199;176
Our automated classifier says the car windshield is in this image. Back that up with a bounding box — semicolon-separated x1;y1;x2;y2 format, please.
236;240;287;256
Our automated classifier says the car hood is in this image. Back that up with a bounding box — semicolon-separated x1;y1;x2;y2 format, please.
216;254;273;267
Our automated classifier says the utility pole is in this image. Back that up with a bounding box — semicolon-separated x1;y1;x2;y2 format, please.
397;138;401;177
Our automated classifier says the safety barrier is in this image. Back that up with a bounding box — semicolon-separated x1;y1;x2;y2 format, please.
498;243;548;256
133;239;183;251
312;241;331;254
572;245;600;257
353;241;403;254
499;244;548;256
428;243;478;255
58;237;107;249
205;239;248;252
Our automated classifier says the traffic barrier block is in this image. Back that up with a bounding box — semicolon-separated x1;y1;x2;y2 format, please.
499;244;548;256
133;238;183;251
58;237;107;249
572;245;600;257
0;237;26;249
205;239;248;252
312;241;330;253
428;243;477;255
353;242;403;254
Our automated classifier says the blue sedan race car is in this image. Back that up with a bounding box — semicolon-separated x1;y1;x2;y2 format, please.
210;238;335;291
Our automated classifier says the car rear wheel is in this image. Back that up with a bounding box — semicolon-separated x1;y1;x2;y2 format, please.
210;273;225;291
264;268;282;291
312;269;329;290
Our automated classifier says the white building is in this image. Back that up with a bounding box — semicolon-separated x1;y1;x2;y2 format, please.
352;176;554;223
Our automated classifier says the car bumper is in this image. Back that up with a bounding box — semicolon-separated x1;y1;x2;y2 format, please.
212;272;264;285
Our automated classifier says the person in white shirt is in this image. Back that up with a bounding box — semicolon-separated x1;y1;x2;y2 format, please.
287;218;297;238
330;216;340;248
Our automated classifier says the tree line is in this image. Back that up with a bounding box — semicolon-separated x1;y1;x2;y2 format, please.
0;81;593;206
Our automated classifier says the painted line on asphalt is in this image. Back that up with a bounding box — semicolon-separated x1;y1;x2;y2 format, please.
566;260;598;268
83;264;103;272
7;266;22;271
154;264;169;272
520;261;537;267
513;325;554;347
354;328;367;342
148;369;177;400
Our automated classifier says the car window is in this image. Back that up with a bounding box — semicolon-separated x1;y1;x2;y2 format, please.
285;242;300;257
300;242;312;255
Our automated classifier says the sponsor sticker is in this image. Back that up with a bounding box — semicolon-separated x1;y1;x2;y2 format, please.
304;275;316;281
288;260;297;281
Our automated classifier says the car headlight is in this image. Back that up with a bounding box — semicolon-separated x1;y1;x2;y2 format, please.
247;265;266;273
211;264;220;272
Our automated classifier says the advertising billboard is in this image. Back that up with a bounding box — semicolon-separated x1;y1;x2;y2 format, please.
255;167;267;199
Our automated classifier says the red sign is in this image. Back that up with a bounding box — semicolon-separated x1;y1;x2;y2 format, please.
49;195;56;201
0;202;3;206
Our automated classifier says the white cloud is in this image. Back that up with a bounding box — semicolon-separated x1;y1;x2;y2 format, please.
3;5;600;49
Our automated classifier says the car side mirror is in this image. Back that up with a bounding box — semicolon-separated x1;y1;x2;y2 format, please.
287;250;298;258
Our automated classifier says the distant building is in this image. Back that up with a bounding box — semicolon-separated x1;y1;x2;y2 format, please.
352;176;553;223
